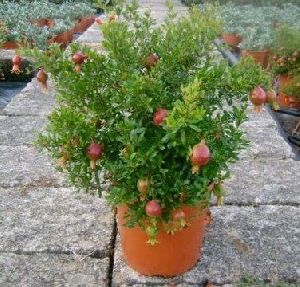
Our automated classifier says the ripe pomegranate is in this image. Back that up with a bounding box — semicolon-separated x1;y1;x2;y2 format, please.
72;51;87;73
11;55;22;74
36;69;48;90
190;140;210;173
250;86;267;112
145;53;158;69
137;179;150;193
153;108;168;126
95;18;103;25
145;200;161;217
86;142;104;170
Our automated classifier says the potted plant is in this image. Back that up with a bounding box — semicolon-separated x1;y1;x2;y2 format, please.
240;25;274;69
24;2;270;277
0;23;19;49
278;74;300;108
220;3;244;47
61;2;95;33
270;26;300;107
50;19;74;48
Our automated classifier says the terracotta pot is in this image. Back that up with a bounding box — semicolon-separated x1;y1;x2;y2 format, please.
47;37;55;46
222;33;242;47
117;204;211;277
66;28;74;43
278;74;300;108
73;19;83;33
53;31;68;48
74;15;95;33
2;41;19;49
241;50;270;69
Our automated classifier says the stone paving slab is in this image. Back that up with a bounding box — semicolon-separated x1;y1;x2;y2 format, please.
112;205;300;286
0;253;110;287
239;108;294;160
77;29;103;43
0;145;66;188
0;187;114;256
1;81;56;117
239;126;293;160
224;158;300;205
0;115;46;146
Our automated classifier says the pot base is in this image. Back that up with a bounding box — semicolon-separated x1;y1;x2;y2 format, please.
117;205;211;277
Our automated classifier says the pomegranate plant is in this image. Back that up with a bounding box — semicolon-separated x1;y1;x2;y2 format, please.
28;2;270;243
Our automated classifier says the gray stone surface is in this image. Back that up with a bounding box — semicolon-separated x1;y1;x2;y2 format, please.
224;158;300;205
239;108;295;160
77;28;103;43
1;81;56;117
112;206;300;286
239;136;292;160
0;115;46;146
0;187;114;256
0;145;66;188
0;49;16;59
0;253;110;287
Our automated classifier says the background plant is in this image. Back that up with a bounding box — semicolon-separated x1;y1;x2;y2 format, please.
281;74;300;99
25;1;270;240
270;26;300;75
0;0;95;49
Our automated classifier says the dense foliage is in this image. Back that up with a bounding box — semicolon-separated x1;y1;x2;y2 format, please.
26;1;270;242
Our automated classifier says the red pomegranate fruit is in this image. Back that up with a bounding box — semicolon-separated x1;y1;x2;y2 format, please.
145;200;162;217
72;51;87;73
153;108;168;126
11;55;22;74
95;18;103;25
36;69;48;90
145;53;158;69
86;142;104;170
190;140;211;173
250;86;267;112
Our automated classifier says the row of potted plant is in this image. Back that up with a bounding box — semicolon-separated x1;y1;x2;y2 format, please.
22;2;271;277
0;0;95;50
220;2;300;108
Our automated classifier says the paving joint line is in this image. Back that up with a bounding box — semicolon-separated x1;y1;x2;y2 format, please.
108;209;118;287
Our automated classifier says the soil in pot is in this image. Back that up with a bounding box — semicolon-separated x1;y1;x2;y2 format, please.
222;33;242;47
241;50;270;69
117;204;211;277
66;29;74;44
